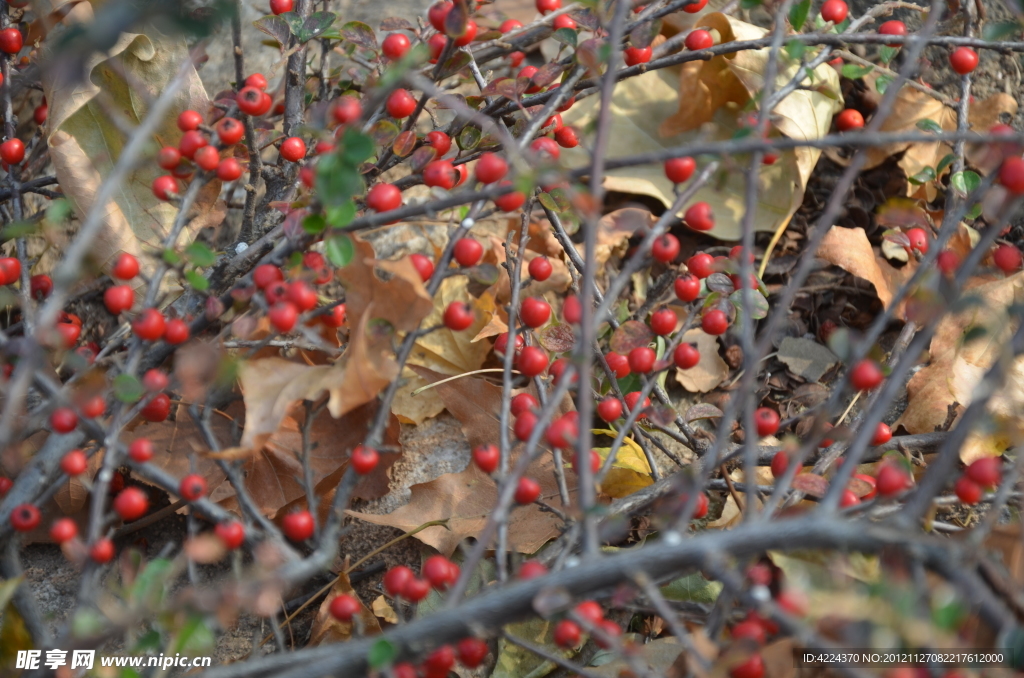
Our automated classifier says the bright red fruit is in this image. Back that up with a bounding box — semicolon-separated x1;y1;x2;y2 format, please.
112;253;140;280
245;73;268;90
386;89;418;119
575;600;604;625
840;489;861;507
0;28;22;54
820;0;847;23
279;137;306;162
350;445;379;475
519;560;548;579
500;19;523;32
457;638;489;668
685;29;713;50
0;257;20;285
382;33;412;60
422;555;456;589
329;594;361;622
410;253;435;282
493;332;524;358
104;285;134;315
675;274;701;302
424;646;455;674
849;359;883;391
876;464;911;497
950;46;978;74
554;619;581;648
871;422;892;446
554;126;579;148
528;256;553;281
516;347;548;377
366;183;402;213
531;136;560;160
10;504;40;532
994;244;1022;273
770;450;802;478
128;438;154;463
425;130;451;157
624;46;652;66
133;308;166;341
164;318;190;345
651;233;680;262
536;0;560;13
215;117;244;146
649;308;676;335
687;252;715;278
178;130;208;160
730;654;765;678
140;393;170;423
999;157;1024;194
332;95;362;125
214;521;244;549
514;477;541;504
702;308;729;335
683;0;708;11
674;343;700;369
50;517;77;543
444;301;475;330
475;152;507;184
878;20;907;47
624;391;651;413
0;138;24;165
30;274;52;300
453;238;483;267
597;397;623;422
152;175;179;200
665;156;696;183
143;370;168;392
423;160;456;189
114;487;149;521
269;301;299;333
61;449;88;475
520;297;551;328
282;510;315;541
428;2;453;31
732;619;767;644
966;457;1002;488
177;109;203;132
684;202;714;231
563;295;582;323
473;444;500;473
905;227;928;254
510;393;539;417
270;0;294;14
628;346;656;373
754;408;780;436
835;108;864;131
218;157;243;181
955;475;982;504
383;565;414;596
51;407;78;433
454;19;477;46
90;538;115;563
494;182;526;211
427;33;447;63
553;14;576;30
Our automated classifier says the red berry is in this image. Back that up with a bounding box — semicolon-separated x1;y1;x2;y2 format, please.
595;619;622;648
0;477;10;495
215;521;245;549
531;136;560;160
0;257;20;285
245;73;268;90
500;19;523;32
0;137;23;166
444;301;475;330
282;510;315;541
321;304;346;328
50;517;77;543
685;29;713;50
495;182;526;212
141;393;170;422
177;109;203;132
450;239;482;269
178;130;208;160
409;253;434;282
624;46;652;66
30;274;52;300
428;2;453;31
382;33;411;60
905;227;928;254
511;393;539;417
684;0;708;11
386;89;418;119
651;233;680;263
754;408;780;437
517;347;549;377
950;47;978;74
649;308;676;335
423;160;456;189
835;108;864;132
427;33;447;63
820;0;847;23
624;391;651;413
994;244;1022;273
730;654;765;678
253;264;283;289
269;301;299;333
454;19;478;47
10;503;40;532
214;117;244;146
732;619;767;644
424;645;455;674
366;183;402;213
128;438;154;463
457;638;489;668
702;308;729;335
520;297;551;328
425;130;451;157
287;280;318;312
494;332;524;359
112;253;140;280
628;346;656;373
840;489;861;507
878;20;907;47
236;86;270;116
684;202;714;231
955;475;982;504
61;449;88;475
546;415;577;449
536;0;561;13
475;152;507;184
553;14;576;30
422;555;455;589
55;320;80;348
514;476;541;504
0;27;21;55
217;157;244;181
553;619;581;648
143;369;169;392
999;157;1024;194
329;594;361;622
383;565;414;596
674;274;701;302
473;444;500;473
876;464;911;497
597;396;623;422
113;487;149;521
606;351;630;377
674;343;700;369
279;137;306;162
871;422;892;446
687;252;715;278
90;538;115;563
849;359;883;391
51;407;78;433
133;308;166;341
574;600;604;626
937;250;960;275
528;256;553;281
164;318;190;345
104;285;134;315
152;175;179;200
350;445;379;475
554;126;579;148
966;457;1002;488
519;560;548;579
665;157;696;183
332;96;362;125
771;450;802;478
563;295;582;324
270;0;294;14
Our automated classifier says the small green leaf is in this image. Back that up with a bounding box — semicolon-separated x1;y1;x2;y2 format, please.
46;199;72;223
983;20;1021;42
740;0;762;8
368;639;397;669
916;119;943;134
875;74;894;94
661;572;723;603
316;153;364;207
185;270;209;291
326;232;355;267
936;153;956;174
966;203;982;220
537;192;558;213
784;39;806;60
552;27;578;48
184;241;216;267
908;166;936;185
162;249;182;265
326;200;356;227
879;45;898;64
113;374;144;404
253;15;290;47
788;0;811;31
302;214;327;235
339;127;375;164
294;11;337;42
457;126;482;151
950;170;981;196
839;63;872;78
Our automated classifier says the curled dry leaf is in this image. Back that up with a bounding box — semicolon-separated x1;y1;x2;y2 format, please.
894;271;1024;464
675;329;729;393
41;5;218;273
561;13;841;240
372;595;399;624
309;572;381;646
350;368;575;556
816;226;917;320
610;320;655;354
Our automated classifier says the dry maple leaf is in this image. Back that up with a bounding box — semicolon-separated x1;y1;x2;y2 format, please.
816;226;917;320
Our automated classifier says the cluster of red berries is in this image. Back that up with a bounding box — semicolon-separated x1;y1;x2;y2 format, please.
252;259;346;334
954;456;1001;504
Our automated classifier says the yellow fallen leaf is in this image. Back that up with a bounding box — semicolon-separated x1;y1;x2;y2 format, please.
408;276;495;375
592;432;652;474
372;595;398;624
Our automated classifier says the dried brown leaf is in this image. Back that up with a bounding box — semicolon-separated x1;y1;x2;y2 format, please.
309;572;381;646
817;226;917;320
675;329;729;393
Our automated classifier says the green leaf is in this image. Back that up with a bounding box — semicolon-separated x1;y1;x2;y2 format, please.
660;571;723;603
740;0;762;8
130;558;173;608
185;270;209;291
552;27;577;48
46;198;72;223
537;192;558;213
184;241;216;267
936;153;956;174
132;630;162;653
302;214;327;235
457;126;482;151
784;39;806;60
293;11;337;43
983;20;1021;42
339;127;374;164
839;64;872;80
326;200;356;228
879;45;898;64
368;639;397;669
908;166;936;185
875;74;894;94
439;51;473;79
788;0;811;31
729;289;769;319
916;118;943;134
316;152;364;207
162;249;182;266
966;203;982;220
113;374;144;404
173;614;215;654
326;232;355;267
950;170;981;196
